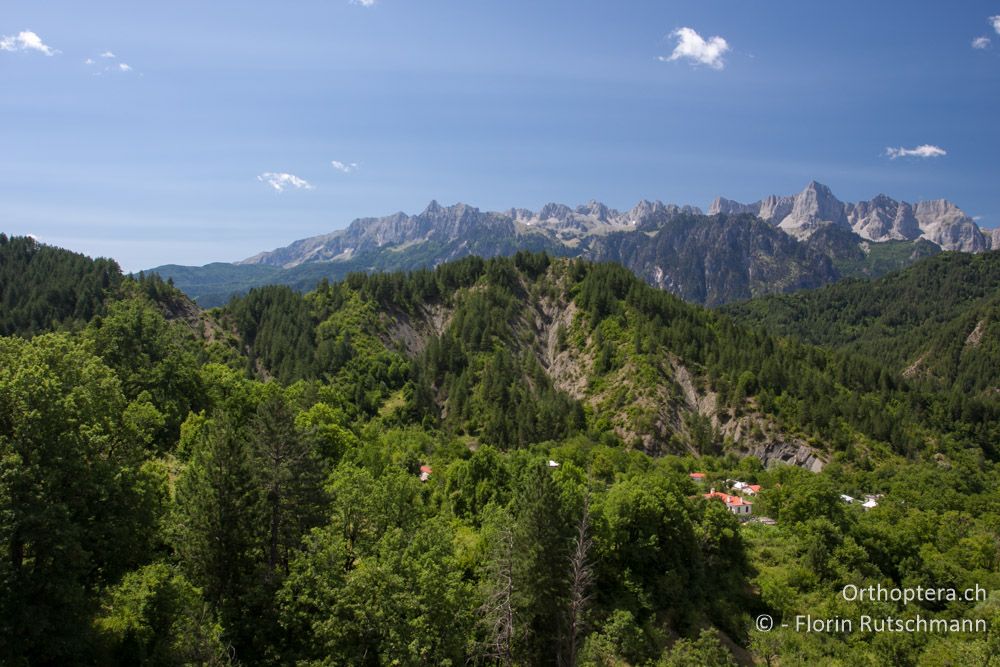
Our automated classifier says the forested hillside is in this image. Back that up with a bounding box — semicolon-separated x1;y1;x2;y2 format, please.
0;234;123;336
724;250;1000;397
2;240;999;665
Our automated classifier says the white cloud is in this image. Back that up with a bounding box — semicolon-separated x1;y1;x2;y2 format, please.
257;172;314;192
972;36;991;49
87;53;134;74
885;144;947;160
351;0;377;6
0;30;57;56
991;16;1000;33
331;160;359;173
660;27;729;70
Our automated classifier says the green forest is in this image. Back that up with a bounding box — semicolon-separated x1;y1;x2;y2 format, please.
1;236;999;666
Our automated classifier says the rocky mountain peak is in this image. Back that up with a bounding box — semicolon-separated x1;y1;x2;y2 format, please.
914;199;965;223
777;181;848;239
846;195;919;242
627;199;667;221
708;197;756;217
914;200;987;252
538;202;575;221
758;194;795;222
712;182;987;252
575;200;613;222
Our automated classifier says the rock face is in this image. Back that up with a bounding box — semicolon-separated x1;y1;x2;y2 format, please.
586;213;838;306
914;200;989;253
244;199;709;269
777;181;850;239
151;181;987;308
989;228;1000;250
242;202;520;269
758;194;796;222
708;196;758;217
168;198;839;307
707;194;795;221
846;195;920;241
714;181;988;252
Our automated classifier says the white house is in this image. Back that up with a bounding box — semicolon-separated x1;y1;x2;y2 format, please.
704;489;753;518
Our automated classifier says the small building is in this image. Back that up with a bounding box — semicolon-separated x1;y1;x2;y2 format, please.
840;494;855;504
547;460;560;468
862;499;878;510
704;489;753;518
419;465;433;483
745;485;762;496
689;472;707;483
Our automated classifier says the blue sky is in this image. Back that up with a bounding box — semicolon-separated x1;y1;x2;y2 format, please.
2;1;999;271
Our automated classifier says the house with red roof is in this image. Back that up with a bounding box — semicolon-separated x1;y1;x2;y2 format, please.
704;488;753;518
419;465;432;482
689;472;707;483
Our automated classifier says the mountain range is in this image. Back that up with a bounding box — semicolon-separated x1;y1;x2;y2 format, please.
709;180;990;251
148;181;998;307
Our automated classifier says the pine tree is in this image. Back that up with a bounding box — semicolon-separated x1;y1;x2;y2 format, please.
250;389;324;580
172;412;261;657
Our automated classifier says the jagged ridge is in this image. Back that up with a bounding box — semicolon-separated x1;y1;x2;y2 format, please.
710;181;989;252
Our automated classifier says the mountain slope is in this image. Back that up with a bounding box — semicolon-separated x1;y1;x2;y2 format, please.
0;234;123;336
150;182;991;307
584;213;837;305
213;253;1000;465
723;250;1000;396
150;208;841;308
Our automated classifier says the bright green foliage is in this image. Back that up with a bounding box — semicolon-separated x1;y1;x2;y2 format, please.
294;401;360;465
3;248;1000;666
94;562;232;666
657;629;737;667
310;283;411;416
0;334;160;663
445;445;511;522
279;474;470;665
597;476;702;628
85;297;205;450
